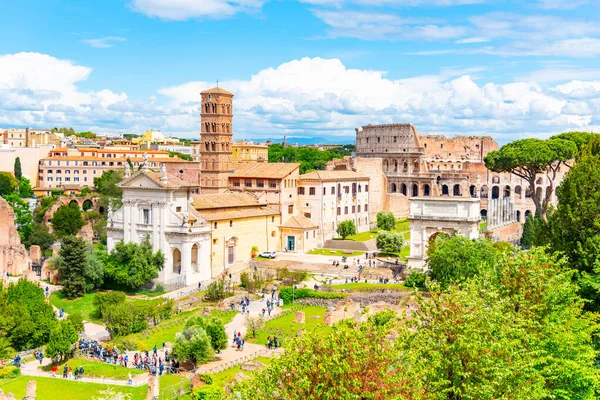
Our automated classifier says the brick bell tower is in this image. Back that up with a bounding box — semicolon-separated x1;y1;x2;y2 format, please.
199;87;234;193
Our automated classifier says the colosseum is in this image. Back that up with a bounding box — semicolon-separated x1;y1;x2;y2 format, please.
353;123;566;222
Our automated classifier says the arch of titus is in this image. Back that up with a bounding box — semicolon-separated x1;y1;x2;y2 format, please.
407;197;481;269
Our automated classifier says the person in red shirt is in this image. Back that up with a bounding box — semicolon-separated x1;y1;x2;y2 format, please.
51;365;58;377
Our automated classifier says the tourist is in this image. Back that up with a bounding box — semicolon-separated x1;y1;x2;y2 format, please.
68;366;73;379
178;266;181;274
79;366;84;379
74;367;79;380
63;365;68;378
241;338;245;351
1;358;5;367
162;342;166;352
198;282;202;290
128;372;133;385
262;308;266;317
153;345;158;357
51;364;58;377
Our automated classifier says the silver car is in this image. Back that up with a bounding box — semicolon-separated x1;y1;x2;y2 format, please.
259;251;277;259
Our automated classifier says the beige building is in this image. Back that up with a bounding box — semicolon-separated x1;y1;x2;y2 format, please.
231;141;268;162
0;144;55;185
229;162;300;222
280;215;320;253
298;170;370;242
37;147;183;193
2;128;61;148
193;192;281;275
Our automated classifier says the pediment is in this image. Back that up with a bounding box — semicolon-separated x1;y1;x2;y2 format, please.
119;173;163;189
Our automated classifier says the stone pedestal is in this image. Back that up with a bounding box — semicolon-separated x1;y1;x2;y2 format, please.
147;375;159;400
25;380;36;400
295;311;305;324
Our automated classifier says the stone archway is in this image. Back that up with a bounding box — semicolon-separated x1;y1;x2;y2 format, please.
191;243;199;273
82;199;93;211
172;248;182;274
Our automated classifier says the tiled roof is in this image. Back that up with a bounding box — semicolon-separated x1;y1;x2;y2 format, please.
281;215;318;230
300;170;369;182
198;207;279;221
192;192;260;209
201;87;234;95
40;156;181;162
230;162;300;179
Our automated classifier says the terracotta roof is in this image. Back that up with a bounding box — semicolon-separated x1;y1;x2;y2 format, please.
230;162;299;179
40;156;181;162
192;192;261;209
281;215;318;230
201;87;234;96
300;170;369;182
198;207;279;221
118;169;190;189
78;148;168;154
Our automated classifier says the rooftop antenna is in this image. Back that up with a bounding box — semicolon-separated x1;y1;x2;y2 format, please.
216;79;219;88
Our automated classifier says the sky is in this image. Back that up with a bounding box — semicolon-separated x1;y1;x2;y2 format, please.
1;0;599;143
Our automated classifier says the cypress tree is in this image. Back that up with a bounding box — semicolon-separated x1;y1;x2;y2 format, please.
14;157;22;180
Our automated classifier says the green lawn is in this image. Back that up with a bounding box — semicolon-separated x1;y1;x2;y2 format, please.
346;230;378;241
160;374;192;399
346;218;411;242
122;309;237;350
41;357;146;380
308;249;365;257
324;282;408;291
480;221;487;230
50;292;100;322
210;356;273;389
246;306;329;347
0;376;147;400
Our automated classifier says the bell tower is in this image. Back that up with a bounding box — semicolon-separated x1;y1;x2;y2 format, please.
199;87;234;193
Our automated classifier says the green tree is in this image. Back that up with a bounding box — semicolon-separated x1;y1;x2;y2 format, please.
67;311;84;333
244;315;264;339
427;235;501;289
520;213;549;249
13;157;22;181
18;177;33;198
548;135;600;309
93;292;127;318
25;222;56;252
172;326;214;367
104;237;165;289
375;230;404;254
51;202;84;237
336;220;356;240
94;169;123;210
184;316;228;352
46;320;78;361
2;192;32;242
0;172;17;196
376;211;396;231
484;137;579;220
54;236;89;298
233;315;418;399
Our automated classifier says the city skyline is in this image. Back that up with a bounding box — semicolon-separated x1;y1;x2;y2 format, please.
1;0;599;143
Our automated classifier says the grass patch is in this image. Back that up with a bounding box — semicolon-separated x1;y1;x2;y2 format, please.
480;221;487;230
346;230;378;242
324;282;408;291
40;357;146;380
160;374;192;398
0;376;146;400
246;306;329;347
210;356;273;389
50;292;99;322
308;249;365;257
121;309;236;350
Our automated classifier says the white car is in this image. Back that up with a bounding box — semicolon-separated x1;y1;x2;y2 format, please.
259;251;277;259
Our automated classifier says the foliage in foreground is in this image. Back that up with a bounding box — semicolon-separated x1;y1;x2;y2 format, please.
278;287;345;305
52;236;104;298
104;237;165;289
376;230;404;253
234;248;600;400
376;211;396;231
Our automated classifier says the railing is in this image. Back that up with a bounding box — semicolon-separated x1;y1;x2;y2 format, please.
199;349;275;374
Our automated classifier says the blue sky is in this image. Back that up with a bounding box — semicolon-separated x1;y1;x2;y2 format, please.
1;0;599;143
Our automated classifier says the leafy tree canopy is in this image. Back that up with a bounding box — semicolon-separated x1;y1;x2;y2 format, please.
104;236;165;289
268;144;349;174
13;157;22;181
18;177;33;198
25;222;55;252
376;230;404;254
46;320;78;361
0;172;18;197
336;220;356;240
376;211;396;231
172;326;214;367
2;192;32;242
52;202;84;237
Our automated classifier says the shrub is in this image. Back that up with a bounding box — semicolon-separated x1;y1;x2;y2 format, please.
192;386;224;400
376;212;396;231
404;270;428;289
67;311;84;332
94;292;127;318
337;220;357;239
0;366;20;379
204;280;226;301
110;337;143;351
103;298;173;337
279;287;345;305
196;374;213;385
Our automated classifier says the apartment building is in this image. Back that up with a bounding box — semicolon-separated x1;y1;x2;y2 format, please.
36;147;183;194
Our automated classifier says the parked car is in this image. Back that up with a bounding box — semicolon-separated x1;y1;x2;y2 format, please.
259;251;277;259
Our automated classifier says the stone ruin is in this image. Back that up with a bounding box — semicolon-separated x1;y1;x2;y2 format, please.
323;298;362;326
295;311;305;324
0;196;32;279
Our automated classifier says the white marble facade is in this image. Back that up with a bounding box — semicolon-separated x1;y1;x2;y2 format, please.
106;169;211;287
407;197;481;269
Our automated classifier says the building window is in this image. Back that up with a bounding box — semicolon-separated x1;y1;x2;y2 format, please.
214;222;218;229
176;206;182;212
365;205;368;212
313;230;315;238
306;232;309;239
288;205;294;214
357;205;361;213
331;187;335;195
257;180;264;188
230;220;233;227
245;179;252;187
344;206;348;214
233;180;240;187
352;205;355;213
74;177;79;182
271;230;276;237
365;185;369;192
269;180;277;188
143;209;151;225
323;187;326;195
272;216;275;222
337;207;341;216
309;187;316;195
298;187;305;195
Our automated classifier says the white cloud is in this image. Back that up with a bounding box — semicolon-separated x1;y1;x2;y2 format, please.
1;53;600;140
455;36;490;44
313;10;466;40
300;0;484;6
128;0;264;20
537;0;591;9
81;36;127;48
